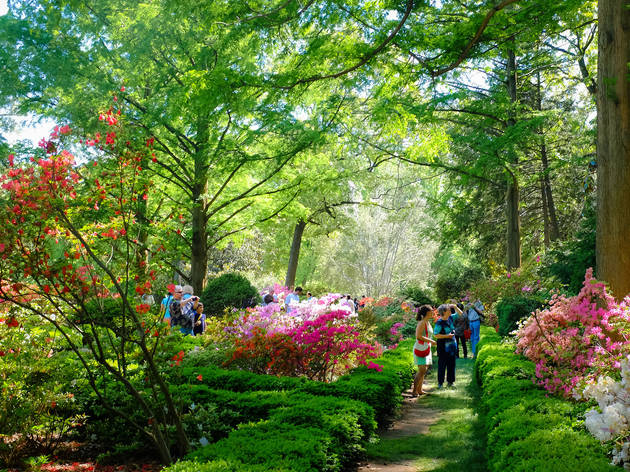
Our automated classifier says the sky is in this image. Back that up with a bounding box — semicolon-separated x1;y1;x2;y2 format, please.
4;115;56;146
0;0;7;16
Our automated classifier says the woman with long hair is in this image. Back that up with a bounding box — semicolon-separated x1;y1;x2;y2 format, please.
412;304;438;396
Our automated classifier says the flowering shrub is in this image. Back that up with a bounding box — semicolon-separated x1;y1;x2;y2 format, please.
225;310;379;381
515;268;630;397
467;258;554;309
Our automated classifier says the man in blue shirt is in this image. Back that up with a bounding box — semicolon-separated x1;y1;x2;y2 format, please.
466;300;485;358
284;286;303;313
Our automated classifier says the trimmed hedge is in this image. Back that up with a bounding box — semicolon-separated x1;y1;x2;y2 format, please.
163;340;415;472
173;339;414;427
475;327;618;472
170;386;376;468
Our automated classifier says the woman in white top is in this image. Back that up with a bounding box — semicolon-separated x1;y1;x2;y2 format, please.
412;304;438;396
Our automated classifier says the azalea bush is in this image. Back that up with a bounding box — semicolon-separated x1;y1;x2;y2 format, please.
223;304;380;381
0;117;191;462
467;258;554;310
580;359;630;468
515;268;630;398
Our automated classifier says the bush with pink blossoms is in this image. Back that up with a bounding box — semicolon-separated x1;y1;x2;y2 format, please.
515;268;630;397
225;310;379;381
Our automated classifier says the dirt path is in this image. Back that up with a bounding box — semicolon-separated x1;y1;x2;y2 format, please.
358;391;440;472
359;359;487;472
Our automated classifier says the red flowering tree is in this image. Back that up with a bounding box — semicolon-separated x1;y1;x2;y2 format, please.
0;121;188;463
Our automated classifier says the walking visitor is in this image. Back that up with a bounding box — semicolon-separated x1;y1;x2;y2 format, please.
453;302;469;358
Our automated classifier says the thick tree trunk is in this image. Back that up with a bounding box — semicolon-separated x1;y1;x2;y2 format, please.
190;197;207;295
597;0;630;299
505;47;521;269
541;178;551;247
285;220;307;289
190;117;209;295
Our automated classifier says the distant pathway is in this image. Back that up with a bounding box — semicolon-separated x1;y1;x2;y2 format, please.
359;358;487;472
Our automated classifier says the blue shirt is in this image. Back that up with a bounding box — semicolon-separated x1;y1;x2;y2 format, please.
161;295;173;319
284;293;300;312
467;302;484;322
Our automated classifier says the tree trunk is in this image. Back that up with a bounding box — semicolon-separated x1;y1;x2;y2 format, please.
541;178;551;247
506;174;521;269
285;220;307;288
597;0;630;299
505;47;521;269
536;72;560;243
190;117;210;295
540;142;560;241
190;192;207;295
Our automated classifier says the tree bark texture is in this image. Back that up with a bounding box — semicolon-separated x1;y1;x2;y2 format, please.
190;117;210;295
285;220;307;289
597;0;630;299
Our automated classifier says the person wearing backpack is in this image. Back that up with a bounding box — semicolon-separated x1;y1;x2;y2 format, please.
170;285;196;335
159;286;177;327
434;303;463;389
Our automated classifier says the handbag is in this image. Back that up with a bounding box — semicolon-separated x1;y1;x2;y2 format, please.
414;324;431;357
464;329;471;340
414;346;431;357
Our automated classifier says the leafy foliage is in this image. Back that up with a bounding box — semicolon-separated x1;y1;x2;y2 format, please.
495;294;547;337
540;201;596;295
200;273;260;316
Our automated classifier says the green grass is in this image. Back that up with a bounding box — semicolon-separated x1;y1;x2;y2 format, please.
366;358;487;472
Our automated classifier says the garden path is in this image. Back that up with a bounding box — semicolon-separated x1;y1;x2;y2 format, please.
359;358;487;472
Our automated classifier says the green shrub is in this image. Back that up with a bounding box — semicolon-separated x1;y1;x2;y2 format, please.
175;339;414;427
398;285;434;306
201;273;261;316
164;459;285;472
187;421;335;471
170;384;376;467
495;294;547;336
475;326;616;471
493;429;616;472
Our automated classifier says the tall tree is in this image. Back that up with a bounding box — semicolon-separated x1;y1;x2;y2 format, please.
597;0;630;299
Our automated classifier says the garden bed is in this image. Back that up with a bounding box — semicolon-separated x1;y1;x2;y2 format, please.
475;326;618;472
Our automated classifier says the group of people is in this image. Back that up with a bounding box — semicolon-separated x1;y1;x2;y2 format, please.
262;287;361;314
412;300;484;396
159;285;206;336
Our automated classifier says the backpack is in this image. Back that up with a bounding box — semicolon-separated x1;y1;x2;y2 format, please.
163;295;174;315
